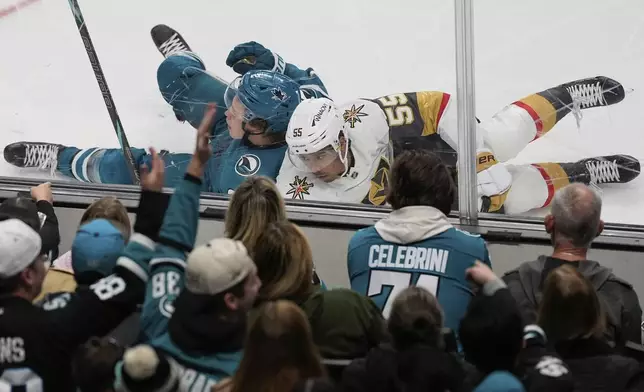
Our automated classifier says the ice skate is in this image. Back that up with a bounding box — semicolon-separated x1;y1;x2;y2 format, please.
151;24;194;58
560;76;625;110
4;141;64;175
568;155;640;185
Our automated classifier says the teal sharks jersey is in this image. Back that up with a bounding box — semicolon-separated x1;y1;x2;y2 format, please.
348;226;491;333
213;138;287;193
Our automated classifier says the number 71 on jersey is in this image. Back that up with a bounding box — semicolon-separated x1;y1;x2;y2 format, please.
368;270;439;318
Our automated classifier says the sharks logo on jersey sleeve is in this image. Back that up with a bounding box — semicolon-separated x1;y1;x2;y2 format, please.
234;154;261;176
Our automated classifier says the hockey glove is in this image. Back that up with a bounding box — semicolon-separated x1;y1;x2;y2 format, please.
226;41;286;75
476;149;512;213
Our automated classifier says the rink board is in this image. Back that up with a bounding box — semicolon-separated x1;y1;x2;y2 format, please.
0;179;642;299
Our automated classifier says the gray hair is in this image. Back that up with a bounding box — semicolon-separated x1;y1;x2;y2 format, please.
550;183;602;248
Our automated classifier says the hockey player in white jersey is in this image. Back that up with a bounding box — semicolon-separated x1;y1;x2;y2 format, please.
279;98;393;204
276;77;640;214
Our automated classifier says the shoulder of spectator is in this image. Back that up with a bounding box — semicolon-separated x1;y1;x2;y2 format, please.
605;273;636;291
347;227;376;250
503;259;539;279
302;289;383;320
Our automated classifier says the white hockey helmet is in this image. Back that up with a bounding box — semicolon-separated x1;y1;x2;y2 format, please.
286;98;350;178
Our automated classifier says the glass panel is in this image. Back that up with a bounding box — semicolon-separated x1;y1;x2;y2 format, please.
0;0;458;212
474;0;644;225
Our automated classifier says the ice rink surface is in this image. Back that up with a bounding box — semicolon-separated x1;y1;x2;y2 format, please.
0;0;643;224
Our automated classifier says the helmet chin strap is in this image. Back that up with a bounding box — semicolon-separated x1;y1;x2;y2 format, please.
242;121;268;136
339;136;351;177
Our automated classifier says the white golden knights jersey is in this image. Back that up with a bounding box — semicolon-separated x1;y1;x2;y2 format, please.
276;91;454;205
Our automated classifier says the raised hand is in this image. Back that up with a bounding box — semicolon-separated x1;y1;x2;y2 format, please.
465;260;498;287
186;104;216;179
194;104;216;164
140;148;165;192
31;182;53;204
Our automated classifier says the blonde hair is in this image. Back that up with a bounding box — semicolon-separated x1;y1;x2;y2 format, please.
252;221;314;304
225;176;286;252
81;197;131;240
538;264;606;343
231;300;325;392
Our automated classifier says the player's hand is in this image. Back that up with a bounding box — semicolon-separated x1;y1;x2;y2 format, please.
225;41;285;75
476;150;512;213
465;260;497;286
31;182;53;204
140;148;165;192
194;104;215;164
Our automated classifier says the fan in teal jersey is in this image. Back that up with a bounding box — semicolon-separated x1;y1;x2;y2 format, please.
115;107;262;390
347;150;491;336
3;25;328;193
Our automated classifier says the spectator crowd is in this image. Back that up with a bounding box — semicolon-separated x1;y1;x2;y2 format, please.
0;106;643;392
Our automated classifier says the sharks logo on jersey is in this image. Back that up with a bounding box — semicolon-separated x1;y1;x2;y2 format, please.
234;154;261;176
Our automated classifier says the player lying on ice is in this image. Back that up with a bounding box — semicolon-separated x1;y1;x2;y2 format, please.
4;24;640;214
3;25;328;193
277;80;640;214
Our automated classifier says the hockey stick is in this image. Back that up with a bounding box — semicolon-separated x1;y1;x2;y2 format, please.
67;0;140;184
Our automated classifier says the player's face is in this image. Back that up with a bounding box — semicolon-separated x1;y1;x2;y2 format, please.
225;97;246;139
299;146;344;182
298;138;348;183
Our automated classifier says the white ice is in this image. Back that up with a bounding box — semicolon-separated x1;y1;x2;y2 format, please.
0;0;642;224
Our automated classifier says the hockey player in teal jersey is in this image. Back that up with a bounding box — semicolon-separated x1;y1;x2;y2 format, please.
212;68;311;193
114;107;262;391
3;25;328;191
347;150;491;334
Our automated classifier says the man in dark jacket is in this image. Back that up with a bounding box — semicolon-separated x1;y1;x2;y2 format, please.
502;183;642;347
0;174;163;391
461;261;574;392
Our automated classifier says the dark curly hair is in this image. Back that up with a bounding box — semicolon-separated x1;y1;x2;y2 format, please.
386;150;456;214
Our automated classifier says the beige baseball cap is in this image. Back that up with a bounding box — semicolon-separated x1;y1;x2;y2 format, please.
184;238;256;295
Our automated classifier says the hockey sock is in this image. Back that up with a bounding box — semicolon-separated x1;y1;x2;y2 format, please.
530;162;573;208
512;86;572;141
